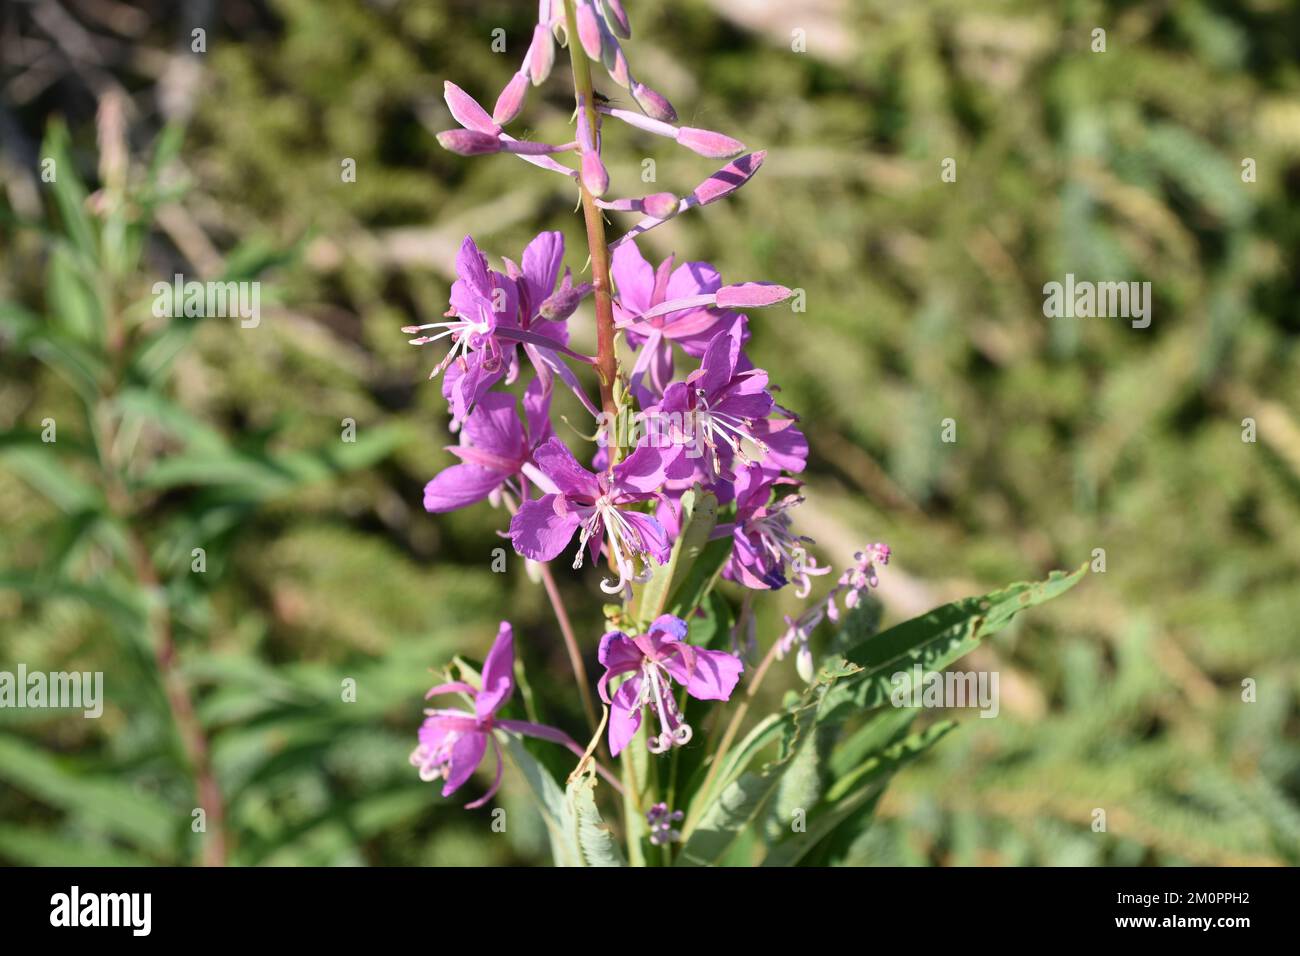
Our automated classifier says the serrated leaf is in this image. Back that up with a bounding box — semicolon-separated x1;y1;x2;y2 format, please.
565;770;626;866
502;736;579;867
818;563;1087;723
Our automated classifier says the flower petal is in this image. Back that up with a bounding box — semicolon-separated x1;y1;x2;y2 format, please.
663;646;744;702
475;622;516;719
607;676;643;756
462;391;526;457
441;730;488;797
532;437;601;498
423;463;507;512
521;230;565;309
509;493;581;561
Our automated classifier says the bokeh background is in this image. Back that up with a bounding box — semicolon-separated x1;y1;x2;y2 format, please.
1;0;1298;866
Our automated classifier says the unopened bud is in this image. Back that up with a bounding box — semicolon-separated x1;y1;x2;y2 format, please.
436;129;502;156
603;0;632;38
632;82;677;123
642;192;679;219
539;278;593;321
443;81;498;134
576;3;603;60
676;127;746;159
716;282;794;308
582;151;610;196
529;24;555;85
493;72;528;126
691;151;766;206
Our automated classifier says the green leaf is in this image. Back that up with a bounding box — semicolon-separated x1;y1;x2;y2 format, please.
631;488;718;625
665;536;733;620
502;736;579;867
0;302;104;402
565;770;626;866
762;721;956;867
0;445;104;513
0;736;176;857
818;563;1088;723
48;242;104;344
676;702;815;867
40;120;98;263
0;825;153;867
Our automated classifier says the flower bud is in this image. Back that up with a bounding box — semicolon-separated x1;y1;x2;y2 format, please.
602;0;632;38
675;127;746;159
716;282;794;308
539;277;593;321
443;81;498;134
576;2;603;60
493;72;528;126
632;82;677;123
436;129;502;156
642;192;679;219
690;151;765;206
582;151;610;197
528;23;555;85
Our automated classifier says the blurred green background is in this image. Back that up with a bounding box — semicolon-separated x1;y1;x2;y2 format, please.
1;0;1298;866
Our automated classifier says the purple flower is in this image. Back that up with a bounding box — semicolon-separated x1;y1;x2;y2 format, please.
837;543;892;611
404;236;519;426
509;437;678;593
657;319;773;482
411;622;577;807
597;614;743;755
646;802;684;845
423;382;552;513
775;542;892;683
721;476;828;594
612;241;740;400
409;233;598;428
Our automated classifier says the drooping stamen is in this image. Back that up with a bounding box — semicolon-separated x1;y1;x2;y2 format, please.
745;495;829;596
638;660;691;753
569;496;656;595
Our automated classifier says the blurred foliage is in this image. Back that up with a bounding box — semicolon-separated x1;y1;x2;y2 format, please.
2;0;1298;865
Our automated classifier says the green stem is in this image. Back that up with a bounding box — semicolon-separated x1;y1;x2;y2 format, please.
681;637;782;840
561;0;621;461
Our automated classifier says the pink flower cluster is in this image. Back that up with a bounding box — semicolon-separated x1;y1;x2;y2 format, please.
412;2;889;791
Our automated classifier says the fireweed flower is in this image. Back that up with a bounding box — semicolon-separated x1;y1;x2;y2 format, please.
776;543;892;682
411;622;579;807
721;476;829;594
611;239;740;400
499;231;599;416
408;232;597;427
423;382;552;513
509;437;679;594
836;543;892;613
597;615;743;755
657;320;773;481
405;236;519;425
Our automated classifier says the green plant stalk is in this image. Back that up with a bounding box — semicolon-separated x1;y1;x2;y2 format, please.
561;0;621;462
681;636;782;840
